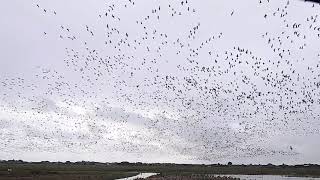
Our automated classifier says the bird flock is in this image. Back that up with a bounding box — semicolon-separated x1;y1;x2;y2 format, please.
1;0;320;163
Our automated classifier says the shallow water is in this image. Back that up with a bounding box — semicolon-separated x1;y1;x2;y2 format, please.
116;173;158;180
218;174;320;180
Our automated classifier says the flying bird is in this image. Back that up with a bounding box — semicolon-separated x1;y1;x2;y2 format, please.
302;0;320;4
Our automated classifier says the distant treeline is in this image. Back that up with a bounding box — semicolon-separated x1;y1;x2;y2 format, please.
1;160;320;177
1;160;319;167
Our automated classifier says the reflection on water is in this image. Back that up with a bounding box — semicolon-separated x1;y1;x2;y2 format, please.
116;173;158;180
220;174;320;180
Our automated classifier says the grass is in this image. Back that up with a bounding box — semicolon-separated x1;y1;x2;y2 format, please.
0;163;139;180
1;162;320;179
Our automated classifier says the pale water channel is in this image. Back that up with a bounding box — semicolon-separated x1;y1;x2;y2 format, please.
116;173;158;180
119;173;320;180
217;174;320;180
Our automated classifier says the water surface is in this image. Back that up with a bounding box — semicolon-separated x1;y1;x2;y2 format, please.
116;173;158;180
219;174;320;180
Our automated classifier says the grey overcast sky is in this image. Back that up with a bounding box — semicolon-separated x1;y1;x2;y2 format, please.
1;0;320;164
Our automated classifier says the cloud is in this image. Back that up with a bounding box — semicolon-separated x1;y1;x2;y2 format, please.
1;0;320;164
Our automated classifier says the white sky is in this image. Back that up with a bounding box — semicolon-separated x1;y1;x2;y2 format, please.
1;0;320;164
